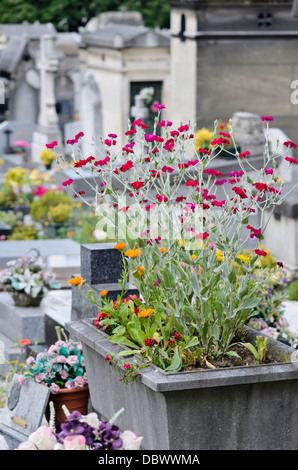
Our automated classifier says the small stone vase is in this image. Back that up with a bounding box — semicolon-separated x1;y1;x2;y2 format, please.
11;292;43;307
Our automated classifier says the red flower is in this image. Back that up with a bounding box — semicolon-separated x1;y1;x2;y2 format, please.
156;194;168;202
66;138;78;144
232;187;248;199
238;151;251;159
196;232;209;240
203;169;223;177
219;131;231;138
46;140;58;149
161;165;174;173
253;182;268;191
176;196;186;203
199;149;211;155
247;225;262;239
284;140;297;149
187;159;199;166
178;124;189;132
185;180;198;187
62;179;73;186
212;200;225;207
255;249;267;256
125;129;137;135
119;160;133;172
178;163;189;169
104;138;116;146
211;137;230;146
145;338;158;347
163;139;175;151
170;130;180;138
131;181;145;190
74;191;85;198
94;156;110;167
285;156;298;165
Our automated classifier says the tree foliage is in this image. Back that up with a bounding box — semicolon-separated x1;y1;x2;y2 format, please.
0;0;170;32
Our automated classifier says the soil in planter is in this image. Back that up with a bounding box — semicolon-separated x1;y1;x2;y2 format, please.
183;341;279;372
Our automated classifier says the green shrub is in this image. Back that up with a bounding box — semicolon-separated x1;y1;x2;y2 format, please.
30;189;73;222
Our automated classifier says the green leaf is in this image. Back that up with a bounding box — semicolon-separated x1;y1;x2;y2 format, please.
162;267;175;288
117;349;142;357
165;348;182;372
108;335;139;350
225;351;241;359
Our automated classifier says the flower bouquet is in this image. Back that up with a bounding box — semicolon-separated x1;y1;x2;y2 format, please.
0;250;60;306
18;331;89;423
17;406;142;450
49;107;297;374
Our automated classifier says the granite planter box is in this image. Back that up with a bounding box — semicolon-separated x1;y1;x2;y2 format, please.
66;319;298;451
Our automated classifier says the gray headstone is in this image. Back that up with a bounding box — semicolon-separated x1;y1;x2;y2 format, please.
81;242;126;285
0;373;50;444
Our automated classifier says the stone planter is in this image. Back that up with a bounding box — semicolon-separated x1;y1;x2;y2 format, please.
66;319;298;450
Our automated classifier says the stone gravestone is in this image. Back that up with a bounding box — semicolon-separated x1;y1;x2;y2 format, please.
130;94;149;156
71;243;139;321
231;111;266;156
0;373;50;448
31;35;63;163
262;182;298;272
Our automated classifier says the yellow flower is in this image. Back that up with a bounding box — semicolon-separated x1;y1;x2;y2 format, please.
191;254;197;260
238;254;251;264
68;276;83;286
216;250;223;262
100;290;108;296
125;248;141;258
194;127;213;151
138;308;154;318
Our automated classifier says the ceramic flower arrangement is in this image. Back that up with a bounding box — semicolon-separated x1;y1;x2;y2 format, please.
17;406;142;450
0;251;60;305
18;335;87;394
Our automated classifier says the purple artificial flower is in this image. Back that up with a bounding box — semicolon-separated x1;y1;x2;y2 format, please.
93;422;123;450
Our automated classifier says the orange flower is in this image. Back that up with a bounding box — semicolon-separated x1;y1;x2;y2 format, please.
67;231;74;237
125;248;141;258
138;308;154;318
114;242;127;250
68;276;83;286
136;266;145;276
20;339;31;346
159;247;168;254
100;290;108;297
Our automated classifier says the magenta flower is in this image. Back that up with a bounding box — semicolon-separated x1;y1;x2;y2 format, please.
153;280;161;286
62;179;73;186
255;249;267;256
285;156;298;165
161;165;174;173
264;168;273;175
46;140;58;149
155;104;165;110
239;151;250;159
262;116;274;122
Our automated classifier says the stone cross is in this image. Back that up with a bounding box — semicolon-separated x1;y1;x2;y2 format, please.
37;35;60;131
31;34;63;163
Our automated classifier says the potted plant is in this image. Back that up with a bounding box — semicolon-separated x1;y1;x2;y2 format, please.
30;188;73;237
40;148;56;170
51;112;298;449
18;328;89;424
0;249;60;306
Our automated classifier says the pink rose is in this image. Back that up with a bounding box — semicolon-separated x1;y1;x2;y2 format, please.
66;355;79;366
120;430;143;450
28;425;57;450
50;383;60;394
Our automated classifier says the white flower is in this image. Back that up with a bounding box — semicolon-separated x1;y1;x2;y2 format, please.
120;430;143;450
17;441;38;450
93;229;108;241
80;412;100;430
28;425;57;450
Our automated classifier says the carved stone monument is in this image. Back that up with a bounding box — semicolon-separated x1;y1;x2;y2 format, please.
31;35;63;163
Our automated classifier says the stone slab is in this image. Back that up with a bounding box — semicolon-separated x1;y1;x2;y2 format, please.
80;242;126;285
0;292;45;344
0;238;80;269
0;373;50;443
